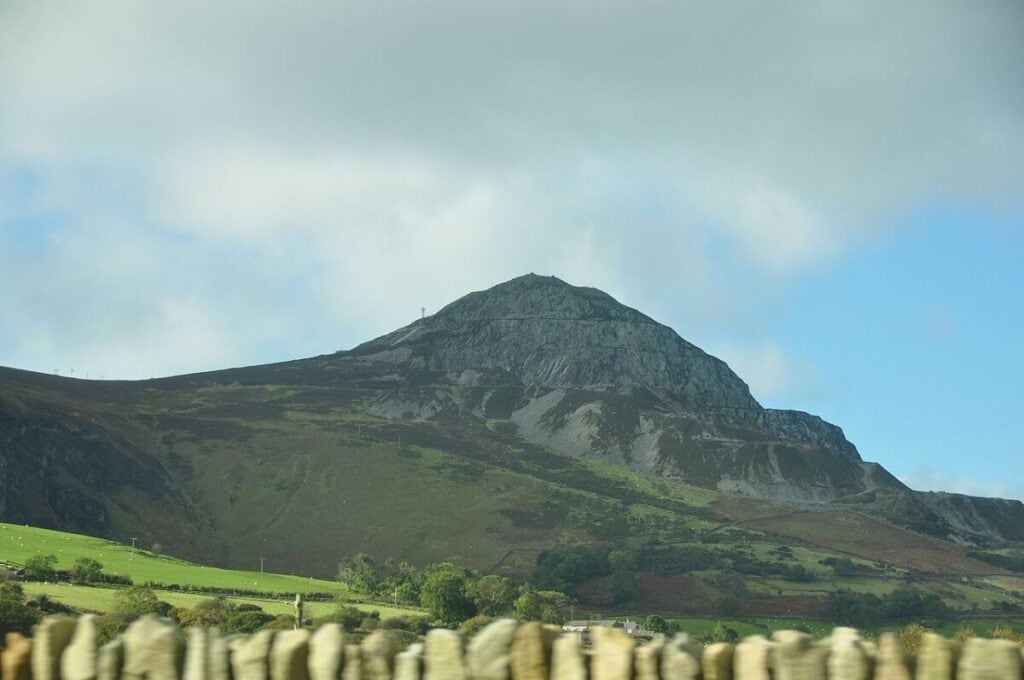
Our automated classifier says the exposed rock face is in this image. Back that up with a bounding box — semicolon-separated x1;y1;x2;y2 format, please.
360;274;759;410
347;274;880;503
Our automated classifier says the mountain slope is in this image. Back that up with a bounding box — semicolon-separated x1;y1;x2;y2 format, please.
1;273;1021;599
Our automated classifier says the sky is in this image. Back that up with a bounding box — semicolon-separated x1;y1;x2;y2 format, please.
1;1;1021;500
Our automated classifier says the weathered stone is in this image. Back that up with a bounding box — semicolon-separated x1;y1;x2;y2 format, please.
465;619;518;680
661;633;702;680
344;643;364;680
702;643;733;680
122;615;185;680
230;630;276;680
96;639;123;680
827;627;870;680
394;643;423;680
634;634;665;680
271;628;312;680
185;627;230;680
1;633;32;680
425;629;464;680
362;629;411;680
874;633;911;680
590;626;633;680
550;633;586;680
915;632;957;680
184;627;210;680
209;629;232;680
31;616;77;680
733;635;772;680
309;624;345;680
509;622;559;680
771;630;828;680
61;614;99;680
958;637;1023;679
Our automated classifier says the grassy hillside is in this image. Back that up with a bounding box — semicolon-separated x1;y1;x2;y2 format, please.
0;522;346;594
1;365;1022;620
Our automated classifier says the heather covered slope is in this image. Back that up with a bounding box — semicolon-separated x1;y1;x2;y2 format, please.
0;274;1022;614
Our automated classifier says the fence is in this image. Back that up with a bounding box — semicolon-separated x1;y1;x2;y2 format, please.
2;614;1022;680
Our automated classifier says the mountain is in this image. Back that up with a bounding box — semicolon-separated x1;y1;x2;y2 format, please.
1;274;1022;615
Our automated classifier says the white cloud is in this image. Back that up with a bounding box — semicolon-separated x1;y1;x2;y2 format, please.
901;467;1024;503
0;0;1022;377
708;340;823;403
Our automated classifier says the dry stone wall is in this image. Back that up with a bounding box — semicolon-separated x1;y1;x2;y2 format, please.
2;615;1023;680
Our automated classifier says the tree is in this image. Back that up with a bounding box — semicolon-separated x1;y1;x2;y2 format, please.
469;575;516;616
513;587;569;624
419;565;475;626
337;553;380;595
645;615;670;634
23;554;58;581
176;597;232;628
113;586;166;624
70;558;104;583
0;582;39;637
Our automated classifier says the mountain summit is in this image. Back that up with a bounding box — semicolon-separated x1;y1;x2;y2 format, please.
360;274;758;409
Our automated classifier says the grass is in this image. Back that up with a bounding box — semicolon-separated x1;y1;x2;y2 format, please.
21;583;425;620
0;522;346;595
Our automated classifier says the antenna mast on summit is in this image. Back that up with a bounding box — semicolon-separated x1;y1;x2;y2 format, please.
421;307;425;319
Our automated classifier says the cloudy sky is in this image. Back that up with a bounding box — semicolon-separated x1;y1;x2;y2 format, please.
1;1;1022;499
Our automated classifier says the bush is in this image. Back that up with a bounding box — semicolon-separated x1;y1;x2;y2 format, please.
23;554;58;581
0;583;39;637
112;586;170;624
70;558;104;584
420;565;475;626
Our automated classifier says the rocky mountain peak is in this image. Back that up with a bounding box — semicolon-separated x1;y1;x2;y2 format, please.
431;274;654;324
357;274;760;409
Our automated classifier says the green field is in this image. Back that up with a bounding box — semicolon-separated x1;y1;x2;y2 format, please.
0;522;347;595
21;583;424;621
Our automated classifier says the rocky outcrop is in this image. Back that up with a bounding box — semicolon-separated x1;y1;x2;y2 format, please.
357;274;760;410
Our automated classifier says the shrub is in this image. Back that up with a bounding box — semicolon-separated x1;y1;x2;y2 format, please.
70;558;104;584
23;554;58;581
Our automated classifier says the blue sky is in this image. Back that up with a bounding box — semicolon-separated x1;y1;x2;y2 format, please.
0;1;1021;499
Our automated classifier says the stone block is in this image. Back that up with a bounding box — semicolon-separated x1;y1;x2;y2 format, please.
96;639;123;680
770;630;828;680
309;624;345;680
733;635;772;680
31;616;77;680
590;626;633;680
425;629;464;680
344;643;363;680
661;633;701;680
61;614;99;680
230;630;276;680
121;615;185;680
702;642;733;680
362;629;411;680
915;632;957;680
827;628;870;680
1;632;32;680
634;634;664;680
958;637;1023;679
394;643;423;680
550;633;586;680
271;628;312;680
465;619;518;680
509;622;559;680
874;633;911;680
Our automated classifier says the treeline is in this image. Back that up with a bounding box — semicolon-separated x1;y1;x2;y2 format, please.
824;588;952;628
530;544;817;604
336;554;571;627
19;554;132;586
